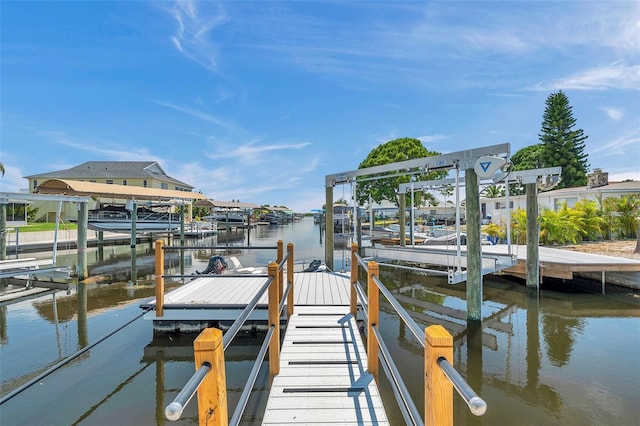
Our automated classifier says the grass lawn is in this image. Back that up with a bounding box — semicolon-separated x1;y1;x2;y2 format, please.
9;223;78;232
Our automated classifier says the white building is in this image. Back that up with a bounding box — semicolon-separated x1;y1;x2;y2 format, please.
480;169;640;224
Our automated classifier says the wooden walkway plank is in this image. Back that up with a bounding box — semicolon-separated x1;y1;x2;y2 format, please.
262;305;389;425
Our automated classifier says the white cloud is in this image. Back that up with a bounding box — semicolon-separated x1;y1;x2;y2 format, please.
164;0;226;71
154;100;236;130
529;64;640;91
211;140;311;164
601;107;624;121
41;130;164;163
589;133;640;156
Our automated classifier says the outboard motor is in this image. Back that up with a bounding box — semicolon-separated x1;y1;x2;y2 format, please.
197;255;229;274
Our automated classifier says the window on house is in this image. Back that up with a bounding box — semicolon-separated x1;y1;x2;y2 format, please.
494;201;513;209
554;198;578;210
32;180;38;189
143;180;148;187
106;179;114;184
123;180;127;185
161;183;168;190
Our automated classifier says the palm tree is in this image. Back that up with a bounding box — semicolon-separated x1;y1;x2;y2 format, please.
0;162;5;176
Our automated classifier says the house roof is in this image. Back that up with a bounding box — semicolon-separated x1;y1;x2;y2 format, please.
25;161;193;189
34;179;207;202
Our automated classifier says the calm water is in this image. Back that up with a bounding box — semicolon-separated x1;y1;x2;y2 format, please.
1;217;639;425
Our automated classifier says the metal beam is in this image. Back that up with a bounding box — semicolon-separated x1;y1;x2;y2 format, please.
398;178;457;194
0;192;90;204
325;143;510;187
494;167;562;185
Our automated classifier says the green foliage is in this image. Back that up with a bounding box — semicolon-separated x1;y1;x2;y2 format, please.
572;199;604;241
539;205;582;245
538;91;589;188
509;197;636;245
600;194;640;239
510;208;527;244
482;184;505;198
356;138;446;207
511;144;543;171
482;222;504;238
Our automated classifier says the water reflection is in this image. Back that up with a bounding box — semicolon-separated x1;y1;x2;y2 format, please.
1;218;639;425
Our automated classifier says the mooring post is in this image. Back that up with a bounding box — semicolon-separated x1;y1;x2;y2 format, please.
194;328;228;426
425;325;453;426
76;201;88;280
277;240;284;301
155;239;165;317
526;183;540;288
0;203;6;260
399;193;406;247
325;186;334;271
287;242;294;316
268;261;280;378
367;261;379;383
350;243;358;317
465;169;482;321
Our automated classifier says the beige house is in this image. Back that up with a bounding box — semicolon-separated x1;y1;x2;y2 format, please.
24;161;198;222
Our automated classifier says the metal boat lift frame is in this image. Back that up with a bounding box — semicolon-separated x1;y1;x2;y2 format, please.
324;143;513;290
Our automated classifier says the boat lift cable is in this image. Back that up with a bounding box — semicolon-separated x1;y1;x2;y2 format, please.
0;306;153;405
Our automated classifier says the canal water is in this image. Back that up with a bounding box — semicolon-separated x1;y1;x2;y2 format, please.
1;217;639;425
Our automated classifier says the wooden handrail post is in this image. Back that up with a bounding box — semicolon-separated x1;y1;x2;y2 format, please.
425;325;453;426
268;262;280;377
155;239;165;317
194;328;228;426
367;261;379;383
277;240;284;301
350;243;358;317
287;242;294;316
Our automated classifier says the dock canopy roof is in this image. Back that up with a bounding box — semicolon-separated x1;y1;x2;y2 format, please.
195;199;261;210
34;179;207;202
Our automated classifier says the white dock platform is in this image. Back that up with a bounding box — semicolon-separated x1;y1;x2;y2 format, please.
262;305;389;425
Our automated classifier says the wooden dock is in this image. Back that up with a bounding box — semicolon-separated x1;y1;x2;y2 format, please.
364;244;640;285
262;305;389;425
144;271;390;424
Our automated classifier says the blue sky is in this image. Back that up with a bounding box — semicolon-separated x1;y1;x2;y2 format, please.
1;1;638;213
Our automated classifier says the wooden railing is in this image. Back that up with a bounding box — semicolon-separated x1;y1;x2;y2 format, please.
156;240;293;425
155;240;485;425
350;243;487;425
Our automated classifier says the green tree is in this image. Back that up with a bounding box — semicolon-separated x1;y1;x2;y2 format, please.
511;144;543;171
0;162;5;176
539;91;589;188
482;184;505;198
355;138;445;207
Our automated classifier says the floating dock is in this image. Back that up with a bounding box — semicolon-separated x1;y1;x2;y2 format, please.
363;244;640;286
143;270;389;424
142;271;354;333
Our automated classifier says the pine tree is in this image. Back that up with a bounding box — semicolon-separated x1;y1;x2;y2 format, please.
538;91;589;188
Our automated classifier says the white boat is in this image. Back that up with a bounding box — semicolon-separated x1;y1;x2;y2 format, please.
87;204;181;232
202;212;246;225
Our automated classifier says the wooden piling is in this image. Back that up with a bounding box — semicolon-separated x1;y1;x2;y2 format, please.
194;328;228;426
350;243;358;317
155;239;165;317
526;183;540;288
268;261;280;377
425;325;453;426
367;261;379;383
277;240;284;302
287;243;294;316
465;169;482;321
